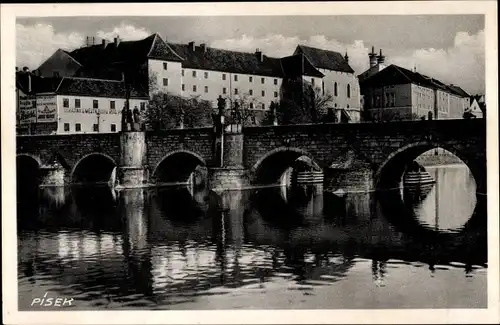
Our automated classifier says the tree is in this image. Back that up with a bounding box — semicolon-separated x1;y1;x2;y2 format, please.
224;92;260;126
144;92;214;130
365;109;421;123
277;77;334;125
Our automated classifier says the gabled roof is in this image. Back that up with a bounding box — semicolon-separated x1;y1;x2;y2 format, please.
54;77;149;99
295;45;355;73
167;43;285;77
280;53;324;78
16;72;60;94
67;33;183;69
360;64;469;98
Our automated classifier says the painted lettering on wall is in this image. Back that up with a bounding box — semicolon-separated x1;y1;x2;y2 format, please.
63;108;120;115
19;94;37;124
37;95;58;122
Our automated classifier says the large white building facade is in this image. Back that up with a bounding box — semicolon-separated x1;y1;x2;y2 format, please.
21;33;361;133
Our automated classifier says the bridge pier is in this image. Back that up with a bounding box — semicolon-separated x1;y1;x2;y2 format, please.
325;150;374;194
117;131;149;189
39;164;66;187
208;123;250;190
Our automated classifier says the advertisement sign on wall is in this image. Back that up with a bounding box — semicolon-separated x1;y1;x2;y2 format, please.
36;95;58;122
18;92;37;124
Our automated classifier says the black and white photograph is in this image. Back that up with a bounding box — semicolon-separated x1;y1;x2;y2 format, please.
2;2;499;324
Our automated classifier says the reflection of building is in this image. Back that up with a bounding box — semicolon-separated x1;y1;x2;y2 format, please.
15;69;149;135
359;48;470;121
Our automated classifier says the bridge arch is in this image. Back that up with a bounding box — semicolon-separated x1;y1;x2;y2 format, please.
251;147;322;185
71;153;118;185
17;154;42;187
374;141;480;190
152;150;207;185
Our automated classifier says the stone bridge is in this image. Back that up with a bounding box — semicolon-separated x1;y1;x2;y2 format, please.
16;119;486;193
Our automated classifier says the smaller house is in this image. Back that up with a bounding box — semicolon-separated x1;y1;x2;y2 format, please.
465;95;485;118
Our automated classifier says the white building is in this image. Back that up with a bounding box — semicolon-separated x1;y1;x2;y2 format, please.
16;72;148;135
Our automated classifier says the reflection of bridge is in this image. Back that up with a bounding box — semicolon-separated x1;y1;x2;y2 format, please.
18;185;486;310
17;119;486;193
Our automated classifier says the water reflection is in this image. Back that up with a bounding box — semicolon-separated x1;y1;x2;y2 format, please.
17;165;486;309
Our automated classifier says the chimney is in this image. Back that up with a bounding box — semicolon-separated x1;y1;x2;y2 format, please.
27;72;32;93
200;43;207;52
368;46;377;68
102;39;109;48
255;48;264;62
188;41;195;51
114;36;121;47
377;49;386;64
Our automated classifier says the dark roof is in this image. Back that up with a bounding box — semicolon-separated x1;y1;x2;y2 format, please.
360;64;469;97
67;33;183;69
295;45;355;73
167;43;285;77
280;54;324;78
16;72;60;94
53;77;148;98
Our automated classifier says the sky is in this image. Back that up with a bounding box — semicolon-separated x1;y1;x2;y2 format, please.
16;15;485;94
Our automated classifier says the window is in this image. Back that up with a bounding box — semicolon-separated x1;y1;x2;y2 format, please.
193;85;197;92
182;69;185;76
249;89;253;96
163;62;168;70
334;82;338;96
274;79;278;85
234;88;239;95
182;84;185;91
234;75;238;81
75;123;81;132
53;72;60;78
63;98;69;108
261;77;265;84
322;81;325;95
222;74;226;80
250;103;254;109
261;103;265;110
192;71;197;77
249;76;253;82
223;87;227;94
311;78;315;86
163;78;168;86
261;90;265;97
93;100;98;109
347;105;350;109
204;72;209;79
110;100;115;109
75;99;81;108
93;124;99;132
64;123;70;132
274;91;278;98
347;84;351;98
111;124;116;132
140;102;146;110
204;86;208;93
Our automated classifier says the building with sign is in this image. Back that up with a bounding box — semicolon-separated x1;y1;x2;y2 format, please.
36;33;361;124
16;71;149;135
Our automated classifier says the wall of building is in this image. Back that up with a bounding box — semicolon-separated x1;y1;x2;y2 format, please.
435;89;466;119
411;84;436;119
180;67;283;110
37;49;82;78
56;95;148;134
148;59;183;97
365;84;413;120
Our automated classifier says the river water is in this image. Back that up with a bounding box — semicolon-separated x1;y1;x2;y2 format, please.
17;164;487;310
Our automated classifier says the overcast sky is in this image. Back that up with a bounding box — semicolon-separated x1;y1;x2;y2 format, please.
17;15;485;94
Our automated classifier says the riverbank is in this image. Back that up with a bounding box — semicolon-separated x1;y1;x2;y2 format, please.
415;153;463;167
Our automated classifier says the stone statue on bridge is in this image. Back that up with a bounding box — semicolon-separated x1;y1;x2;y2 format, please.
217;95;226;115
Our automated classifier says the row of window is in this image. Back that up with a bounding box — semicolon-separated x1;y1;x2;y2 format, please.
62;98;146;110
333;82;352;98
179;69;279;85
63;123;117;132
175;82;279;98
